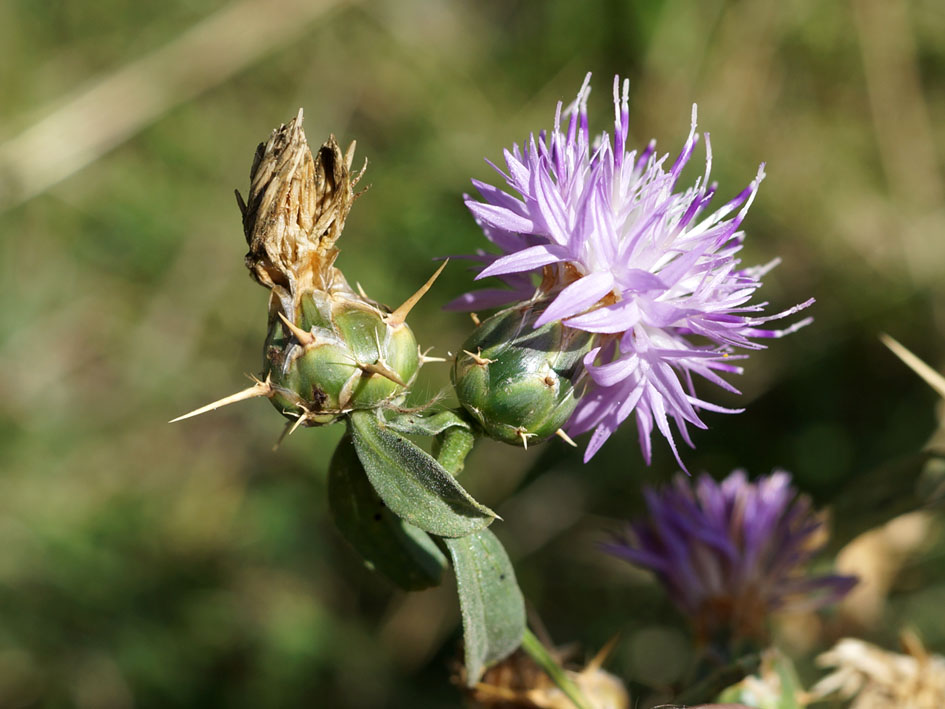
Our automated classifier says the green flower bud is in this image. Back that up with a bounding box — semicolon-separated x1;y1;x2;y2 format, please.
266;284;420;425
452;304;593;446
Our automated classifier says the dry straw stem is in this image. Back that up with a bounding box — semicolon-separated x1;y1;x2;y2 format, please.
852;0;944;208
880;334;945;400
0;0;352;210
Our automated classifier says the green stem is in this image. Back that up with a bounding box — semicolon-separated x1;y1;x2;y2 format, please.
520;628;592;709
672;652;760;706
433;423;477;476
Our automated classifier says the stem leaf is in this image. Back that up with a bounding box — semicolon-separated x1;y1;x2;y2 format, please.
328;434;448;590
348;410;496;538
446;529;525;686
382;407;472;437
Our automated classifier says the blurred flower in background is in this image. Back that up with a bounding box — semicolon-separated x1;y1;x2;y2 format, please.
603;470;856;642
809;631;945;708
455;74;812;466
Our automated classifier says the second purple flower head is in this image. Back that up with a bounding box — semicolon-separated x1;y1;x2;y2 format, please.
603;470;857;641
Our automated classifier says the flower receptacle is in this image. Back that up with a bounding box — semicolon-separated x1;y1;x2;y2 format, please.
452;305;593;446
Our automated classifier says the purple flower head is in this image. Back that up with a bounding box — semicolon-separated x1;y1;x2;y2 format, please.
453;73;812;466
602;470;857;641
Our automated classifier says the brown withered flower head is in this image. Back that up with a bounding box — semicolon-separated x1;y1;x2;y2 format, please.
237;108;364;313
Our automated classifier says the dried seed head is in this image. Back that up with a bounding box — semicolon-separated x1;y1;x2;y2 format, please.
237;108;363;310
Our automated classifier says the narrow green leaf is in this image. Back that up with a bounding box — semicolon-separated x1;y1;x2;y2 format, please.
348;410;496;538
328;435;448;591
521;628;592;709
445;529;525;686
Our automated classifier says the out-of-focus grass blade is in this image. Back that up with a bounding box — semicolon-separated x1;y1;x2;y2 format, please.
520;628;592;709
881;333;945;399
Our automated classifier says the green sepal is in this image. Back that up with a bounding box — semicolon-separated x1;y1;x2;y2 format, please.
264;291;420;423
445;529;526;686
347;410;497;538
328;434;447;591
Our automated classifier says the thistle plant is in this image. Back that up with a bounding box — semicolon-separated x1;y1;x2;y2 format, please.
168;78;928;709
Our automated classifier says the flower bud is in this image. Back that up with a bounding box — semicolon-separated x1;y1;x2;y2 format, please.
266;283;420;424
452;305;593;446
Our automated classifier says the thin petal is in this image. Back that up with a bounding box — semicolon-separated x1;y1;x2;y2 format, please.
534;271;615;326
476;244;566;280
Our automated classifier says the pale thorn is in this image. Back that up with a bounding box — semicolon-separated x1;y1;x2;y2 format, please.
273;409;309;450
386;259;449;327
881;333;945;399
169;376;272;423
418;346;447;365
469;312;481;326
900;628;929;663
287;409;309;437
463;349;496;366
554;428;578;447
356;281;369;299
277;312;315;347
516;428;535;450
359;329;405;386
359;361;406;387
584;635;620;673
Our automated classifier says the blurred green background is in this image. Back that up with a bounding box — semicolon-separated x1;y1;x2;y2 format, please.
1;0;944;706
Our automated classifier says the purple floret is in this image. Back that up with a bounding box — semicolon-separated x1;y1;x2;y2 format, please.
455;73;812;466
